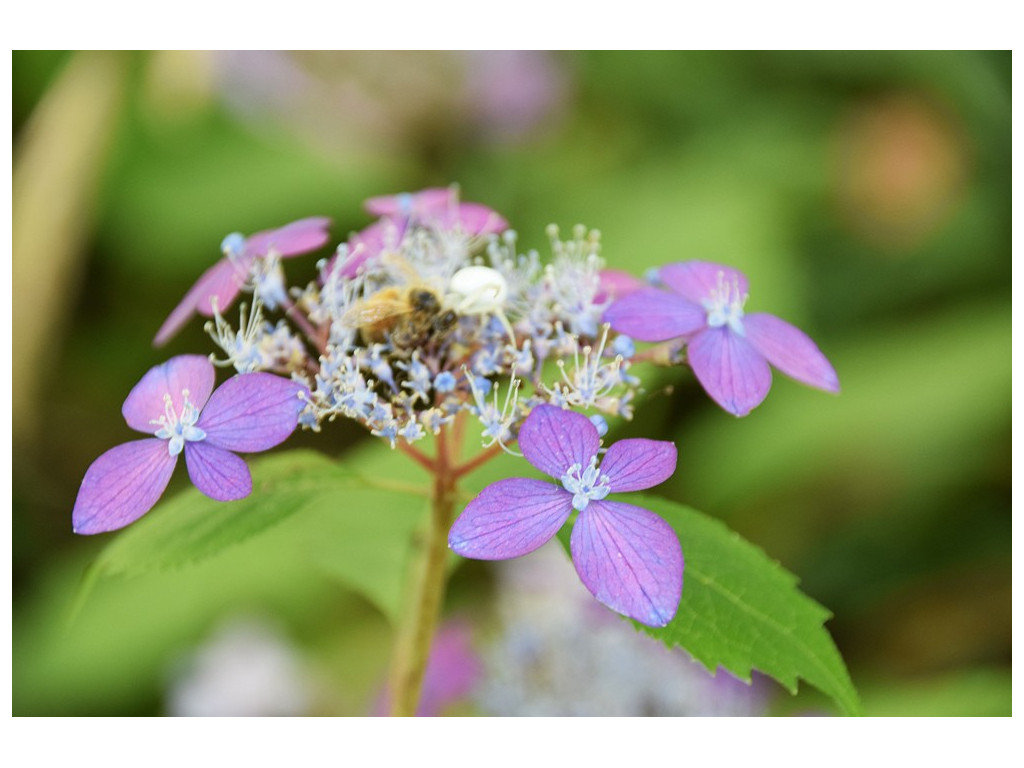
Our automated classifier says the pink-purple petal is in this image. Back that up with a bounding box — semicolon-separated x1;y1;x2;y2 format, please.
660;261;749;304
373;619;481;716
570;500;683;627
243;216;332;258
434;202;508;235
184;442;253;501
687;327;772;417
602;289;706;342
122;355;215;434
154;258;248;346
448;478;573;559
595;269;645;303
412;620;482;716
518;404;600;479
365;188;453;217
600;439;678;493
743;313;840;393
72;439;178;534
327;218;408;279
197;373;306;452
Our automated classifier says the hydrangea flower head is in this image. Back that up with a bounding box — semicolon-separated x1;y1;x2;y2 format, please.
603;260;839;417
72;355;307;534
155;217;331;346
449;404;682;627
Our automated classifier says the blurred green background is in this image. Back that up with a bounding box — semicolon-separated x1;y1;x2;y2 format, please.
12;51;1010;716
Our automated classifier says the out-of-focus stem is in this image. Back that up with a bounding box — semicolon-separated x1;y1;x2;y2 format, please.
13;52;128;445
629;339;686;366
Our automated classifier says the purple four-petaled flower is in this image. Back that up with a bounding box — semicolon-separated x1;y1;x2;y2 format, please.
603;260;840;417
155;217;331;346
449;404;683;627
72;355;307;535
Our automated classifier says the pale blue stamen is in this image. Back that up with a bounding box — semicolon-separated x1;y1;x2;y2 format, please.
560;456;611;512
152;390;206;457
703;272;747;336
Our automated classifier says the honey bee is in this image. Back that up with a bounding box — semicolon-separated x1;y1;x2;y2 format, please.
343;285;458;350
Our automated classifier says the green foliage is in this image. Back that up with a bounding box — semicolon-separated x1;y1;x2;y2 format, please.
87;450;429;624
80;443;862;714
562;494;861;716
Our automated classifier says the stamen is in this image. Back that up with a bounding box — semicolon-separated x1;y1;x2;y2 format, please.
466;366;523;454
704;270;748;335
560;455;611;511
206;299;266;372
151;388;206;456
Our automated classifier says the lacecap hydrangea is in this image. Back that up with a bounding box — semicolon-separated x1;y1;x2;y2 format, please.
72;186;838;628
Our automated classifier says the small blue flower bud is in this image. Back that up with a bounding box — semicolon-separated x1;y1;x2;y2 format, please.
611;335;635;359
434;371;457;393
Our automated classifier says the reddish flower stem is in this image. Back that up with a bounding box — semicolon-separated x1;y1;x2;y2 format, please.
453;442;507;480
279;295;328;354
628;340;686;366
387;418;512;715
397;441;436;474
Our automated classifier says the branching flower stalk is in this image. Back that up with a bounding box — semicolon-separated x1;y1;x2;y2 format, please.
71;186;841;717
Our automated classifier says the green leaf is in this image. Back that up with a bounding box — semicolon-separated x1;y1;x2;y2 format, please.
86;449;430;623
95;450;354;574
299;487;429;624
563;494;861;715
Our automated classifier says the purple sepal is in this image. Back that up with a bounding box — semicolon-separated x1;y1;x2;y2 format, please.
600;438;677;493
364;188;506;236
602;289;706;342
365;188;453;217
433;202;508;236
518;404;600;479
571;500;683;627
154;217;330;347
659;261;749;305
185;442;253;501
448;478;572;560
372;619;481;716
154;259;247;346
72;439;178;535
335;218;407;278
243;216;331;258
197;373;306;452
122;355;215;433
744;313;840;393
687;326;772;417
595;269;645;303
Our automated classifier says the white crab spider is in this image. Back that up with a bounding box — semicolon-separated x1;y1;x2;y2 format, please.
447;265;517;344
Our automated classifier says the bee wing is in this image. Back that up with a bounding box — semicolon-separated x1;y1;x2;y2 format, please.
342;297;409;327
